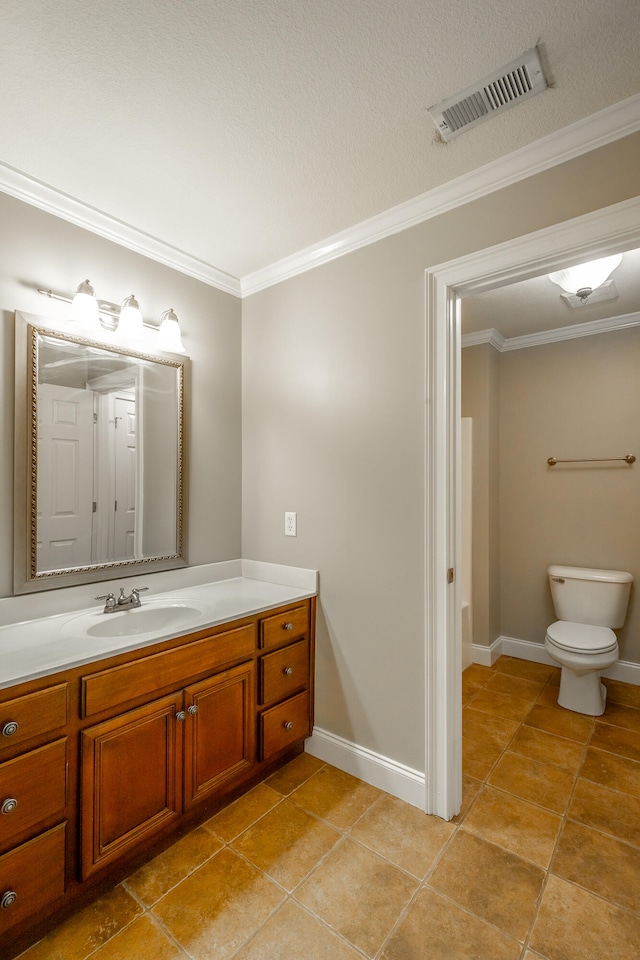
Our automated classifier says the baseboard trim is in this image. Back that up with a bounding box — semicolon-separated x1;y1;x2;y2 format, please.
305;727;425;809
477;635;640;686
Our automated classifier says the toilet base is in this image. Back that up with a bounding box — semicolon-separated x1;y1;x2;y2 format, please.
557;668;607;716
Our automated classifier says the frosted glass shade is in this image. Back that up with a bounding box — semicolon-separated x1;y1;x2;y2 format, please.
157;309;186;353
548;254;623;295
69;279;100;329
117;295;144;339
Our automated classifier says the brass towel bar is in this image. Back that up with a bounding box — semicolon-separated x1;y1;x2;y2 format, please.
547;455;636;466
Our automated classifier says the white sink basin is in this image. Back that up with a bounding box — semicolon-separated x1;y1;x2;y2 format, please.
63;599;216;639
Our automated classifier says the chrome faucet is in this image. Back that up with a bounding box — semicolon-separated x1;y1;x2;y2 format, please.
95;586;149;613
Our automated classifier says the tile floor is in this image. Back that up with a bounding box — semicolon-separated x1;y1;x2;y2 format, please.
17;655;640;960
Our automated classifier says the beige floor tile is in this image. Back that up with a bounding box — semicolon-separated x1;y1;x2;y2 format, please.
496;657;556;683
152;848;285;960
379;886;521;960
467;689;534;722
233;899;362;960
486;672;546;701
89;915;188;960
204;782;282;841
551;820;640;913
462;708;519;748
295;838;418;956
231;799;341;890
600;700;640;733
530;874;640;960
568;778;640;846
265;753;325;796
125;826;223;906
509;725;585;775
289;764;382;830
462;735;504;780
463;785;562;868
488;751;575;814
429;829;545;940
524;703;593;743
603;678;640;709
17;886;142;960
580;745;640;799
349;793;455;878
590;720;640;762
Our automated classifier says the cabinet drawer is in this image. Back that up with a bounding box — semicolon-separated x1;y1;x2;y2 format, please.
260;690;310;760
0;823;65;934
0;684;68;754
260;604;309;652
0;739;67;852
82;624;256;717
259;639;309;706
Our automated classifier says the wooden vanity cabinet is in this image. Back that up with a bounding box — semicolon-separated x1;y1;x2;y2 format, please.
1;596;314;956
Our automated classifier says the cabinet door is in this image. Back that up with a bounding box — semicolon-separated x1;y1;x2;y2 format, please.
80;692;183;879
184;661;256;809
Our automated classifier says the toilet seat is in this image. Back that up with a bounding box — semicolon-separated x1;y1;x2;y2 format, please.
546;620;617;655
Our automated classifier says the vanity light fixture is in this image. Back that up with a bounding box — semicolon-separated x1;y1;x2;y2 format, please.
548;253;623;303
37;282;187;354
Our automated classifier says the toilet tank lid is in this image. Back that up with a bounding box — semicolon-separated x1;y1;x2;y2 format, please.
548;565;633;583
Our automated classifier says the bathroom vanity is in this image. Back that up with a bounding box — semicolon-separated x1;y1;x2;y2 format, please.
0;581;315;955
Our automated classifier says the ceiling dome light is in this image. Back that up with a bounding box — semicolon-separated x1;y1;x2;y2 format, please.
69;279;100;328
117;294;144;340
548;254;623;302
156;308;186;354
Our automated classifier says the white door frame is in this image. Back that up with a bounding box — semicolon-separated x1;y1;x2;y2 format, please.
424;195;640;819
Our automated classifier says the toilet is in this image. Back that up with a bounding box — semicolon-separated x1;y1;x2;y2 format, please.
545;564;633;716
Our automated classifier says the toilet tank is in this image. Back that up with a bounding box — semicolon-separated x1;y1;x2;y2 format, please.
548;565;633;628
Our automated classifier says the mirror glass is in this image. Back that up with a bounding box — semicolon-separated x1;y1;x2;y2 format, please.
14;315;186;592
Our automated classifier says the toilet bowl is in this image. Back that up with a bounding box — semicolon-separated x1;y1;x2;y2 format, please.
545;621;619;716
545;565;632;717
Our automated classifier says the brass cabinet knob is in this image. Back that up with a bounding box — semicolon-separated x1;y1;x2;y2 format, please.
1;798;17;815
175;711;186;722
283;721;294;730
1;721;19;738
283;667;294;676
283;622;293;631
1;891;17;909
187;704;198;716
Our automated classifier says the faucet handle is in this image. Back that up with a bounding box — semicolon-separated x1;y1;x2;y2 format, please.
95;592;115;602
131;586;149;596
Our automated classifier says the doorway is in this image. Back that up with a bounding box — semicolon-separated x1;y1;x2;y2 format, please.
423;195;640;820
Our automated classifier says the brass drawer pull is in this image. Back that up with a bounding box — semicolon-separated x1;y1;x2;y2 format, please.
283;667;294;676
1;798;17;815
1;721;19;738
283;721;294;730
283;622;293;631
1;890;17;909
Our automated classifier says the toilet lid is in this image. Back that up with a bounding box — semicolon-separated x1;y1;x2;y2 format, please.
546;620;618;654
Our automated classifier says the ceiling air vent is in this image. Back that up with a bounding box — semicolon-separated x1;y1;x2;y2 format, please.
428;47;548;142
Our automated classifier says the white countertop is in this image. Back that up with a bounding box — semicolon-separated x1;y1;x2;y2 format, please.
0;561;317;690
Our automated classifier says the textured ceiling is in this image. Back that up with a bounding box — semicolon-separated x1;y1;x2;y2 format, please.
2;0;639;280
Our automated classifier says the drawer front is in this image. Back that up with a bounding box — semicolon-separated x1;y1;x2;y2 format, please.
0;685;68;754
260;690;310;761
0;823;66;934
82;624;256;717
260;604;309;652
259;639;309;707
0;739;67;851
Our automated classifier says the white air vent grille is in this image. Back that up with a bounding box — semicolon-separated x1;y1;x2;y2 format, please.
429;47;548;142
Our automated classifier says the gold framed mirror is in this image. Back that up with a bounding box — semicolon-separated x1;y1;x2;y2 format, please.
14;312;187;593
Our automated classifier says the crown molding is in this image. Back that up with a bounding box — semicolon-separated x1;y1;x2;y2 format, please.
1;94;638;300
0;161;242;298
242;92;640;296
462;310;640;353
